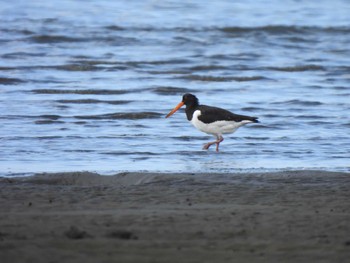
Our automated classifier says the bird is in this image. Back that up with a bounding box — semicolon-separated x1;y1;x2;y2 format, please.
165;93;259;152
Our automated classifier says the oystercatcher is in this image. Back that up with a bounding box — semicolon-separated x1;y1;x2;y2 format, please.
166;93;259;152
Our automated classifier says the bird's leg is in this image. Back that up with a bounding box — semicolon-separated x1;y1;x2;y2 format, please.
203;135;224;152
215;135;224;152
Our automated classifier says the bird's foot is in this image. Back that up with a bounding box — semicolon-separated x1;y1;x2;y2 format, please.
202;143;212;150
203;136;224;152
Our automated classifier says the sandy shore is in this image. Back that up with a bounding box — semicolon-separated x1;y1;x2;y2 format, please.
1;170;350;263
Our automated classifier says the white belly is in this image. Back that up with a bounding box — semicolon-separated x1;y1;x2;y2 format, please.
190;110;252;136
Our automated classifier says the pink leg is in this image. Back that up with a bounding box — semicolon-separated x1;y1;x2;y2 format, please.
215;136;224;152
203;135;224;152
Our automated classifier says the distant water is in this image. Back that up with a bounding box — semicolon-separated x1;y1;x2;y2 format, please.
1;0;350;176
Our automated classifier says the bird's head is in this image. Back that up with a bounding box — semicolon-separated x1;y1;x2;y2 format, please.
182;93;199;107
165;93;199;118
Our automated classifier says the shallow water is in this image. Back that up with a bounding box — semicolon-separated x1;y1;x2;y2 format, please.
1;0;350;176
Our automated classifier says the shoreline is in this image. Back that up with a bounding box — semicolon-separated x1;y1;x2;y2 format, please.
1;170;350;262
2;166;349;178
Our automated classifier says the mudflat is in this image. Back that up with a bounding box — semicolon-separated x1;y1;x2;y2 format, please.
1;171;350;263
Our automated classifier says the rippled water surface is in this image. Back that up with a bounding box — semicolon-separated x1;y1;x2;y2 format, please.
1;0;350;176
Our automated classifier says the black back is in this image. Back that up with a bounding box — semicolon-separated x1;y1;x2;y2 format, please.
197;105;259;124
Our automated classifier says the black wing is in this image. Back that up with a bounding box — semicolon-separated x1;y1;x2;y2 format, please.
197;105;259;124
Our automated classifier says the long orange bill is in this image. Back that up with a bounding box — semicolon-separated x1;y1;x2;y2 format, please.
165;101;185;118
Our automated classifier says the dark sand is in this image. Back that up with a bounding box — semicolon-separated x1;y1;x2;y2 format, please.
1;171;350;263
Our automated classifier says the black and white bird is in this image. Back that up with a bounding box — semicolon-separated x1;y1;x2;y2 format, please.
166;93;259;152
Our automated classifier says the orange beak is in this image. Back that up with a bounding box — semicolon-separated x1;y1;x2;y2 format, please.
165;101;185;118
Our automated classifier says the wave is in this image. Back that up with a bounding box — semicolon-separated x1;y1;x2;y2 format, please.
0;77;25;85
56;99;132;105
151;86;194;95
28;35;85;43
267;65;325;72
181;75;267;82
102;151;158;156
103;24;350;34
35;120;64;125
74;112;162;120
32;89;136;95
2;52;46;59
4;21;350;46
219;25;350;35
27;34;138;45
271;100;323;106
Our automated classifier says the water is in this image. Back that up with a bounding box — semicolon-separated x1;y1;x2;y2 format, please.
1;0;350;176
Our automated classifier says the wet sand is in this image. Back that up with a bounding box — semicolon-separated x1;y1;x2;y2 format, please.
1;171;350;263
